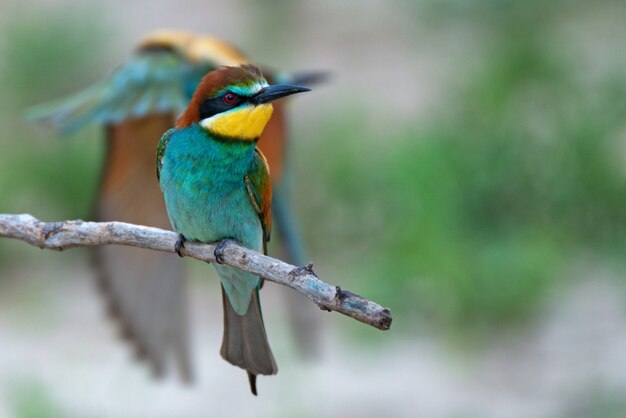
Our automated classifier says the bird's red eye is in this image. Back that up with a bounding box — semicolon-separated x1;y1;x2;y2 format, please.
224;93;237;104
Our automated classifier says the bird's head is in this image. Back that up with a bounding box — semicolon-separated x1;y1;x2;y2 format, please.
177;65;309;141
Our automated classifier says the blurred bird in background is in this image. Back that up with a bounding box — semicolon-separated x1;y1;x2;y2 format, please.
158;64;310;394
26;29;323;382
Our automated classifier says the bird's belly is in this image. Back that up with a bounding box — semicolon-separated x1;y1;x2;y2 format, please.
164;180;262;251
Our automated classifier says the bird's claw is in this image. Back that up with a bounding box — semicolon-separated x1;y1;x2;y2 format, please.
214;238;236;264
175;234;186;257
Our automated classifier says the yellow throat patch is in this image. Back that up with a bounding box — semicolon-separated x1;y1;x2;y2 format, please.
200;104;273;141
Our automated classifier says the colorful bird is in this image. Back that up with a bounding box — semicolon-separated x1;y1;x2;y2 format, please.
26;30;321;382
157;64;309;394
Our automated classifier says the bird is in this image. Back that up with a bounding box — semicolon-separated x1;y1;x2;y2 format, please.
157;64;309;394
26;30;322;382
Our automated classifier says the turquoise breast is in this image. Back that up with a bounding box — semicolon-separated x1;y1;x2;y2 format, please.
159;124;262;251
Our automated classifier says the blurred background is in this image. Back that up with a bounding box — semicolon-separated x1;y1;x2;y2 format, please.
1;0;626;416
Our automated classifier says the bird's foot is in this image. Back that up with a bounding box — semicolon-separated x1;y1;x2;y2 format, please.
214;238;236;264
175;234;186;257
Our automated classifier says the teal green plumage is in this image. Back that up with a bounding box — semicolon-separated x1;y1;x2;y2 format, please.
26;51;193;134
158;125;264;314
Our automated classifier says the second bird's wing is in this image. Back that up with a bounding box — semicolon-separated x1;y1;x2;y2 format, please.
95;116;193;382
26;48;197;381
25;50;191;135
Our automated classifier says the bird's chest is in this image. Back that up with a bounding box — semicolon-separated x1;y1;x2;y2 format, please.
160;137;261;249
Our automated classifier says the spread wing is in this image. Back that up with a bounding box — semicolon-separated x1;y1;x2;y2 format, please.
244;148;272;253
25;50;192;134
95;116;192;382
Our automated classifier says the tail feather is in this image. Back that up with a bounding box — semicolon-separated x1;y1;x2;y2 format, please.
220;286;277;395
247;372;258;396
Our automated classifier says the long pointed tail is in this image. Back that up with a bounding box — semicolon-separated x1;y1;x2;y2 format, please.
220;286;277;395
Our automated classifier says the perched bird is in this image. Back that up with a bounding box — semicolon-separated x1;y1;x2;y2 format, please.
26;30;321;381
157;64;309;394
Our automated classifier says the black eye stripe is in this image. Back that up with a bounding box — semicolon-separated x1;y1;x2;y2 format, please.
198;93;246;120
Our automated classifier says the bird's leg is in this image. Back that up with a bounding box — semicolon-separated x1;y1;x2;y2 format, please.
175;234;187;257
214;237;237;264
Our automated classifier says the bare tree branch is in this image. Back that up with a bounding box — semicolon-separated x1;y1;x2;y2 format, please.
0;214;392;330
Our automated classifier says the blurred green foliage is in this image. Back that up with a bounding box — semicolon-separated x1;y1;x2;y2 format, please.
7;380;63;418
562;384;626;418
296;3;626;338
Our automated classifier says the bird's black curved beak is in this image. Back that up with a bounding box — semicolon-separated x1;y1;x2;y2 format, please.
251;85;310;105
